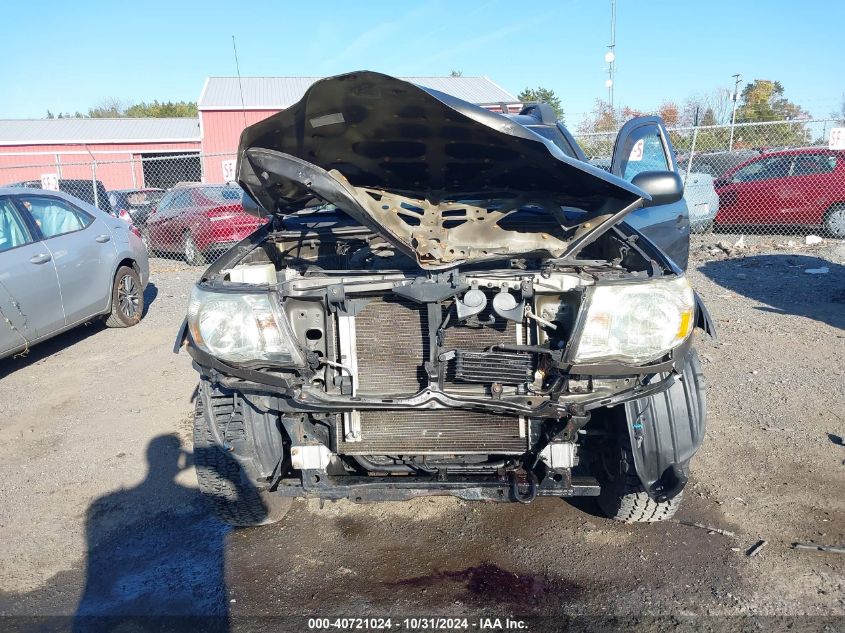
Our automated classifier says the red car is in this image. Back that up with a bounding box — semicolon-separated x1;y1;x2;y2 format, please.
714;148;845;237
145;184;266;264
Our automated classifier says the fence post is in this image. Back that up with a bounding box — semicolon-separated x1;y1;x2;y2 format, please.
684;127;699;185
83;145;99;209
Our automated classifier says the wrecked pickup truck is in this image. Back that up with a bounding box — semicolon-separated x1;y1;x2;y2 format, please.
175;71;714;526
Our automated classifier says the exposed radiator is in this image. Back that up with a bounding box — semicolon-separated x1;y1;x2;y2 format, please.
354;296;429;395
335;410;528;455
350;293;528;395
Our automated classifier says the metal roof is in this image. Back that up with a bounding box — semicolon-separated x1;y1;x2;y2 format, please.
0;117;200;146
198;76;517;110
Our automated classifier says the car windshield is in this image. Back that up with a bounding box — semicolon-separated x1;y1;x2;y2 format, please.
201;186;242;203
125;190;165;206
526;125;575;156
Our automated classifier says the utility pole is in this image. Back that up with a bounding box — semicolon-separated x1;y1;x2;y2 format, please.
728;73;742;152
604;0;617;111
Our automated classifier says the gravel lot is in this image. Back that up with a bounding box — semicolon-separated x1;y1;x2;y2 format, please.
0;242;843;628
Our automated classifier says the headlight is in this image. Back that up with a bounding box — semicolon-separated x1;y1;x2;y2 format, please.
571;276;695;365
187;286;304;366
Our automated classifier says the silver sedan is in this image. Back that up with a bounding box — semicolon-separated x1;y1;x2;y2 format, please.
0;187;149;360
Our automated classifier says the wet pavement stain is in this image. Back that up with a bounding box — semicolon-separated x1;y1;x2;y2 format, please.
390;562;580;606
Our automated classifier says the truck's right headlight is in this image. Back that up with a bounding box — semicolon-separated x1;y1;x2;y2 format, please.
187;286;305;366
571;276;695;365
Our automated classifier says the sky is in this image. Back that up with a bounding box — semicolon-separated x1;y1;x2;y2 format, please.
1;0;843;126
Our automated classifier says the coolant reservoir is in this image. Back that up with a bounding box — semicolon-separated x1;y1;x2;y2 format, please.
226;263;276;285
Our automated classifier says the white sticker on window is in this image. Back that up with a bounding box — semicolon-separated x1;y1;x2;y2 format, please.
628;139;644;162
310;112;345;128
829;127;845;150
221;159;237;182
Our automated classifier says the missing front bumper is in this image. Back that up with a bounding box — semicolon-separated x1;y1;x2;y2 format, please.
273;471;600;502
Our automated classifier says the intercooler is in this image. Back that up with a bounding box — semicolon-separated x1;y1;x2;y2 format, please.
334;292;529;455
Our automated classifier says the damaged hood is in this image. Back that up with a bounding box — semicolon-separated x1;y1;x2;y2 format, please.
237;71;648;269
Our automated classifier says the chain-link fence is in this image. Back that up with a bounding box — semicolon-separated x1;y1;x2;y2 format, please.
0;151;245;266
1;117;843;267
576;118;845;247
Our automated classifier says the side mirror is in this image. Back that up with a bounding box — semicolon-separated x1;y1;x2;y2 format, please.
631;170;684;207
241;190;264;217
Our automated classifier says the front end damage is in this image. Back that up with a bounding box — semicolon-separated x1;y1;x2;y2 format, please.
178;72;712;506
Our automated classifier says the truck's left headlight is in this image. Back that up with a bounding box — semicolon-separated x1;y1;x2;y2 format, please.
187;286;304;366
571;276;695;365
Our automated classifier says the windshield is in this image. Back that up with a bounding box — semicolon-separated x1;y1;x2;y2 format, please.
526;125;576;157
125;190;165;206
201;186;243;203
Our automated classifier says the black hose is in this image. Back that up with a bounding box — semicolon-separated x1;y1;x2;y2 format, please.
490;343;555;355
352;455;416;473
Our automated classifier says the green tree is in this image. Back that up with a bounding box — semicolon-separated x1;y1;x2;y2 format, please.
734;80;809;148
449;70;463;77
517;87;564;121
87;98;125;118
84;98;197;118
736;80;807;123
124;100;198;117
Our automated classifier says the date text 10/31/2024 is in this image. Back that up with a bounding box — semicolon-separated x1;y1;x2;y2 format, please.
307;617;529;630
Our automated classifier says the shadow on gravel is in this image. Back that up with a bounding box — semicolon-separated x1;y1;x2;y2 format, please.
72;434;235;632
1;283;159;379
698;254;845;331
142;282;159;317
0;321;105;378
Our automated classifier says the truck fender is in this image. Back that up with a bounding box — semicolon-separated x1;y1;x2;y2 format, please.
624;348;706;502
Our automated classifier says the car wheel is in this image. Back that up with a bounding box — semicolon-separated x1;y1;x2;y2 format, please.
193;389;292;527
105;266;144;328
596;442;684;523
823;203;845;239
183;232;206;266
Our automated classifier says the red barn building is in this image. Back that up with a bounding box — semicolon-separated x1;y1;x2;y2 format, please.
0;118;201;189
0;75;516;190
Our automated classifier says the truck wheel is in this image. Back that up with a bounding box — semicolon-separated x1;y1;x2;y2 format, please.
105;266;144;328
597;443;683;523
193;391;291;526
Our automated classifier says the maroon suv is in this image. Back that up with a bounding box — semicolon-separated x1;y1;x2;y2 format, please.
714;148;845;237
145;184;266;264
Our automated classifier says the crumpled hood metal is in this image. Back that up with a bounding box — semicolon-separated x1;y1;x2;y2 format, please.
237;71;648;269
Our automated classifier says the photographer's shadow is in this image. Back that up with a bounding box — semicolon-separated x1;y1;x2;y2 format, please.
73;434;235;631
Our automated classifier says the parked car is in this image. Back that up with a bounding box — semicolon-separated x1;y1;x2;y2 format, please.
683;172;720;233
4;179;114;215
177;72;713;527
107;188;165;227
714;148;845;237
0;187;149;360
676;149;762;178
144;183;266;265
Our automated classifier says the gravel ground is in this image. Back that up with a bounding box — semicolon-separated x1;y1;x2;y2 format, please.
0;242;843;629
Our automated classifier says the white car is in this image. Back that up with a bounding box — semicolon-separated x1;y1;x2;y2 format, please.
683;171;720;233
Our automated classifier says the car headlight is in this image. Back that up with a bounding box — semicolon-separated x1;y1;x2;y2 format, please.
571;276;695;365
187;286;305;366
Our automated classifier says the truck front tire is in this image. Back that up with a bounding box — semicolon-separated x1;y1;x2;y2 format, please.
193;391;291;527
